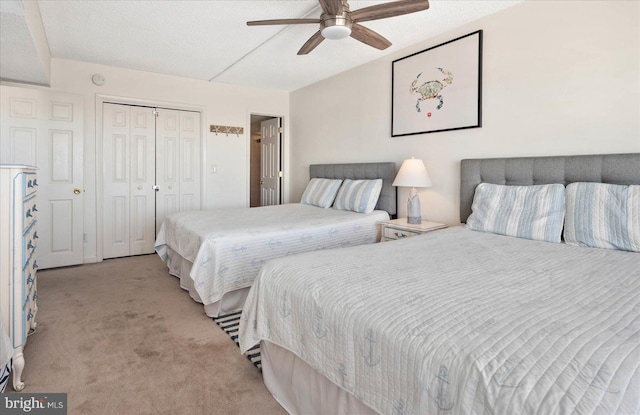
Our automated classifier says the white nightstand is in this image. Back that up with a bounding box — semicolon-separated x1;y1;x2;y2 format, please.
380;218;447;242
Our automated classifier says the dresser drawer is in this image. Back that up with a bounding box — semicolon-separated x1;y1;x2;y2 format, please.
382;226;421;240
22;222;38;266
23;174;38;198
22;196;37;233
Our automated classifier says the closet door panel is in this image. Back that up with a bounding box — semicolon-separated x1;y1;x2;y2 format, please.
155;109;181;234
102;104;131;259
102;104;201;257
129;108;156;255
180;111;201;212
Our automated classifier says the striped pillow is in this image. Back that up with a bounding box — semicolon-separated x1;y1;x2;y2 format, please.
465;183;565;243
300;178;343;208
332;179;383;214
564;182;640;252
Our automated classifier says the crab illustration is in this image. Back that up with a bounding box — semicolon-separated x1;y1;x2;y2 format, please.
410;68;454;113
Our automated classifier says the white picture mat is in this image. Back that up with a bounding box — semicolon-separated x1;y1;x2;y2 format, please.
392;31;481;136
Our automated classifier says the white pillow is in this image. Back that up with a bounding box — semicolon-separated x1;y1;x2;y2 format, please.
564;182;640;252
332;179;383;214
300;178;343;208
465;183;565;243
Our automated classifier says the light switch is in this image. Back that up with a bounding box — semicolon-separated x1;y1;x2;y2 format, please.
210;164;217;174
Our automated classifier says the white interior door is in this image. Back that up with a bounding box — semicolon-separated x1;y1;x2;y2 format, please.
155;109;180;234
102;103;156;259
0;86;84;269
179;111;201;212
129;107;157;255
260;118;281;206
155;109;201;234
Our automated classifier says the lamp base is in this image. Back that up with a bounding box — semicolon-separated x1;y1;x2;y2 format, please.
406;188;422;225
407;215;422;225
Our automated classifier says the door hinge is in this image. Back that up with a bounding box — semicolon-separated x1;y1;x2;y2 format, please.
278;171;283;178
278;127;283;134
152;109;159;117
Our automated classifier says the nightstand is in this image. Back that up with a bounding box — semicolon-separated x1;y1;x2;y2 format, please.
380;218;447;242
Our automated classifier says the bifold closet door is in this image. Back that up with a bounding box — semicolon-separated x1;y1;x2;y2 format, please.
102;103;156;259
155;109;201;234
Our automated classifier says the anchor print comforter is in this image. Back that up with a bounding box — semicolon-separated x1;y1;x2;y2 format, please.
155;203;388;305
240;227;640;415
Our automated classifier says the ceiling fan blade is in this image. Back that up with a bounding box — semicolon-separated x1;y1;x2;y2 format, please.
350;23;392;50
318;0;344;15
298;31;325;55
247;18;320;26
349;0;429;23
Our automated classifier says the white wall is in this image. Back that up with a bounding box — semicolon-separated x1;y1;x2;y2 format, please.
3;58;289;262
290;0;640;224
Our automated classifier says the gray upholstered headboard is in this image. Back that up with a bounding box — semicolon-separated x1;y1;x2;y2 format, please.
460;153;640;223
310;162;397;217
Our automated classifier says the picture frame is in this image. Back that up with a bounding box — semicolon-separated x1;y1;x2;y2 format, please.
392;30;482;137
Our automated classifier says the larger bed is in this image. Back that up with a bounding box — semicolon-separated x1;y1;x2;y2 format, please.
239;153;640;415
154;162;396;317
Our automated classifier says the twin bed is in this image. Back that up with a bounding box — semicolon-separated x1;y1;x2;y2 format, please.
155;162;396;317
236;154;640;415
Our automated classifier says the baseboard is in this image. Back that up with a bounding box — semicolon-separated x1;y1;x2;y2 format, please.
83;256;99;264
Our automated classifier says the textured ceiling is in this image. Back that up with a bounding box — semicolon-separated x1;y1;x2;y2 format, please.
0;0;49;85
3;0;524;91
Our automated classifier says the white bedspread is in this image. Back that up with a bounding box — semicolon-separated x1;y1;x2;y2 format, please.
154;203;388;305
239;227;640;415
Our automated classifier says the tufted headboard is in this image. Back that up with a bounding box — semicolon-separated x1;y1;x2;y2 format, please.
460;153;640;223
310;162;397;217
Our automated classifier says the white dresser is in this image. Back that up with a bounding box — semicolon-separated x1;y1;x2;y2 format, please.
0;165;38;391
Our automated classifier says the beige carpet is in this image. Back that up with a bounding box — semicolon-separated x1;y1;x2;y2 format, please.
9;254;287;415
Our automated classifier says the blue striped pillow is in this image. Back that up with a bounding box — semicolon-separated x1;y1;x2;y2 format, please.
465;183;565;243
332;179;383;214
300;178;343;208
564;182;640;252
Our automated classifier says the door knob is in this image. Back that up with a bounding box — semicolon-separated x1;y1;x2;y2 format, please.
73;188;82;195
260;180;264;185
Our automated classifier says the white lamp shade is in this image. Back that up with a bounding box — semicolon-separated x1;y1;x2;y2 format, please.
392;158;433;188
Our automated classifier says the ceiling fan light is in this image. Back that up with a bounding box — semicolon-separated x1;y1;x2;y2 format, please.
321;25;352;40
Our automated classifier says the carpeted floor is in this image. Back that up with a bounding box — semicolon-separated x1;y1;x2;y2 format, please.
7;254;287;415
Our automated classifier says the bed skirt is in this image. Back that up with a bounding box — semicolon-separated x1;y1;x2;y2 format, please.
261;342;379;415
164;247;250;317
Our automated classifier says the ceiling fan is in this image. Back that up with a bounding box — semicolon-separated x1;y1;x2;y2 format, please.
247;0;430;55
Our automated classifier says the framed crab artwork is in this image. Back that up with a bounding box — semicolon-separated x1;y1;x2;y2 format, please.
392;30;482;136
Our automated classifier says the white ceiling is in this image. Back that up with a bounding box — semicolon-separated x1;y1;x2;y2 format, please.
1;0;523;91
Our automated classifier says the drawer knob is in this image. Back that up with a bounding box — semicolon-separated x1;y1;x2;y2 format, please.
33;261;38;270
33;231;38;239
33;179;38;186
32;204;38;212
394;232;407;238
26;209;32;218
27;240;34;250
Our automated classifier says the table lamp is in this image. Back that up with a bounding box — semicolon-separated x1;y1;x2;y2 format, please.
392;158;432;224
